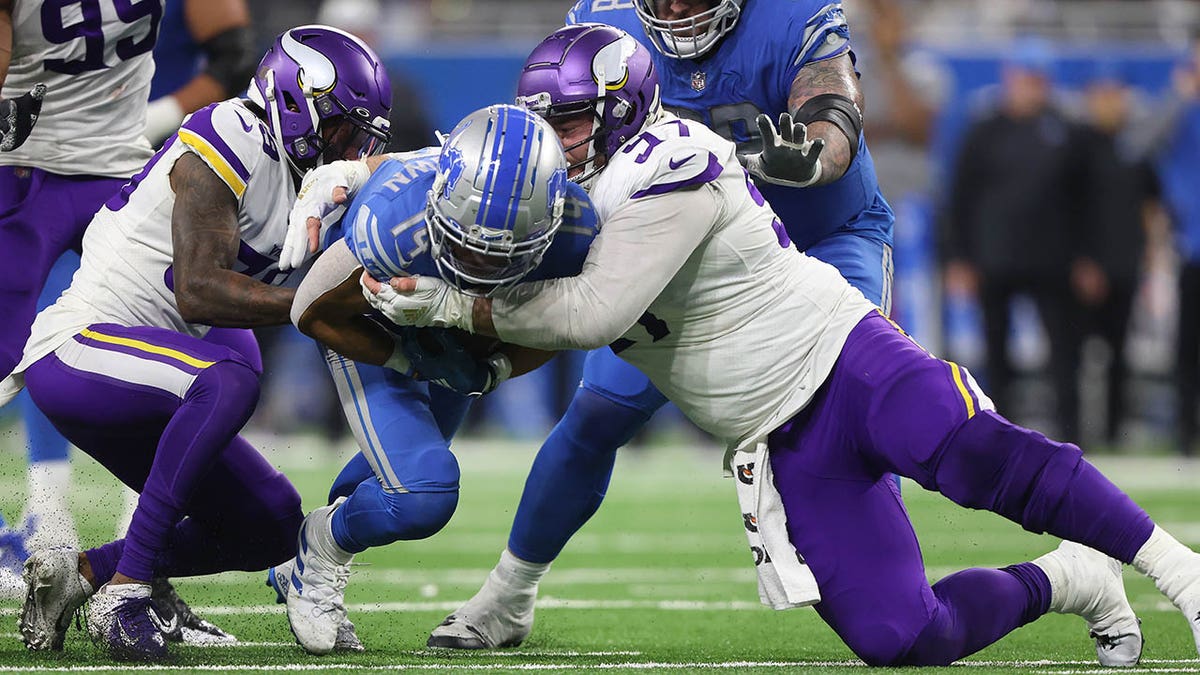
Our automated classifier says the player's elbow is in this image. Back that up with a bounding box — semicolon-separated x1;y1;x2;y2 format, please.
174;276;220;324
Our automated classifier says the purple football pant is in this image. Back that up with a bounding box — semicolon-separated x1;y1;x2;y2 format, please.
24;324;301;584
0;167;126;379
768;312;1154;666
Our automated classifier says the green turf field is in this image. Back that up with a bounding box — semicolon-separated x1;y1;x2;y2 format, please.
0;432;1197;673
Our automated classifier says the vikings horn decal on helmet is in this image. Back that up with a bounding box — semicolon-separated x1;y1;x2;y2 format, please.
426;104;569;296
516;24;660;190
247;25;392;172
633;0;744;60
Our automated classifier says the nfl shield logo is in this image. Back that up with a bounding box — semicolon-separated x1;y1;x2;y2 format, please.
691;71;706;92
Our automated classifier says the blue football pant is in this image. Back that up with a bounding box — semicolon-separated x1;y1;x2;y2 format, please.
322;349;473;553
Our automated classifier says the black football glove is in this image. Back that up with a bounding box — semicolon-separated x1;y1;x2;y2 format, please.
739;112;824;188
0;84;47;152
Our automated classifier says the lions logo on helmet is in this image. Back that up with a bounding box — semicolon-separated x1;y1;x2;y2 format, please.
439;145;466;197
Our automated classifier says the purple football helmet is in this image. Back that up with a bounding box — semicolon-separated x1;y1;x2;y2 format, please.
248;25;391;169
516;24;660;189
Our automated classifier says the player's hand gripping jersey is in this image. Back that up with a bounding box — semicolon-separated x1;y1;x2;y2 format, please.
4;99;302;397
1;0;160;176
567;0;891;253
500;113;877;449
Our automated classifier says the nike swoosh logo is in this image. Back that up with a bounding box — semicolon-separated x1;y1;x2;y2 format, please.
238;114;254;133
668;154;695;170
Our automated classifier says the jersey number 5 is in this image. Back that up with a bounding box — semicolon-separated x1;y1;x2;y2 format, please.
41;0;161;75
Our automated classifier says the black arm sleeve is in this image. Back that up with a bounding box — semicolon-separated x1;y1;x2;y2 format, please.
201;25;257;96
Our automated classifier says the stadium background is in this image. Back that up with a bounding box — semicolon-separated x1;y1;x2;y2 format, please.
4;0;1200;671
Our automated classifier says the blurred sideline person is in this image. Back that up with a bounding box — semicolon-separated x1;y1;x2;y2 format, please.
268;105;599;655
0;0;164;584
365;25;1200;668
941;43;1089;444
434;0;897;649
4;25;391;662
1075;72;1161;447
1141;41;1200;456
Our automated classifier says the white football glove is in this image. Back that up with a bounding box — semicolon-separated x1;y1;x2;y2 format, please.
361;273;475;332
280;159;371;270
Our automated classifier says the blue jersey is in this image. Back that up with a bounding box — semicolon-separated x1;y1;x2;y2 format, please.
149;0;203;101
567;0;892;252
342;147;600;287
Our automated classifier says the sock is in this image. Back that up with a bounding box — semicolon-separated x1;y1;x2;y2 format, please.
314;502;354;565
492;548;550;594
26;460;70;509
1133;525;1200;602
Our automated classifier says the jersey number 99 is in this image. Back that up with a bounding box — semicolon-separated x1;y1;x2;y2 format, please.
41;0;161;75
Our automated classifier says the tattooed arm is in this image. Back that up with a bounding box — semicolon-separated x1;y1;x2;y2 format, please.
170;153;295;326
0;0;11;86
787;53;864;186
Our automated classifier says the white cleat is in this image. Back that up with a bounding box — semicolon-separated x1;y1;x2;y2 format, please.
19;549;92;651
427;570;535;649
269;558;362;652
286;501;353;655
1035;540;1142;667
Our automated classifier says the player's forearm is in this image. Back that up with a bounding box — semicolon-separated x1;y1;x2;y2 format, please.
177;271;295;327
482;188;715;350
0;0;13;87
302;313;392;365
788;54;864;186
293;243;394;365
169;75;227;114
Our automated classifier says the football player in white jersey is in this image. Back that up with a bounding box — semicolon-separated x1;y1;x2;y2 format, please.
0;0;162;580
364;25;1200;667
2;25;391;662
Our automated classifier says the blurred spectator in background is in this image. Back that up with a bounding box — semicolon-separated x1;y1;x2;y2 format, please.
857;0;949;345
1142;40;1200;456
1075;71;1161;448
144;0;256;147
940;40;1089;443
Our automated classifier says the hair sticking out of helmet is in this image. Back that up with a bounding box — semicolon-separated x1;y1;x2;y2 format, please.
516;24;660;191
425;104;569;297
634;0;743;60
247;24;392;176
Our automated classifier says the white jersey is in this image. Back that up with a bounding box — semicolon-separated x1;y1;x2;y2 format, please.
0;0;159;177
535;114;877;450
3;99;301;401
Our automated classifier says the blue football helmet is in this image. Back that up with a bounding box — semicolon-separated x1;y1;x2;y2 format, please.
426;104;569;296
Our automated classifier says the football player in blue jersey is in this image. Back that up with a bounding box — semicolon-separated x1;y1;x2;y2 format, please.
270;103;601;655
423;0;897;649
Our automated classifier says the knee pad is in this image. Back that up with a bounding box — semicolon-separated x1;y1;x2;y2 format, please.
189;358;261;414
378;489;459;541
561;388;654;455
934;411;1082;531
